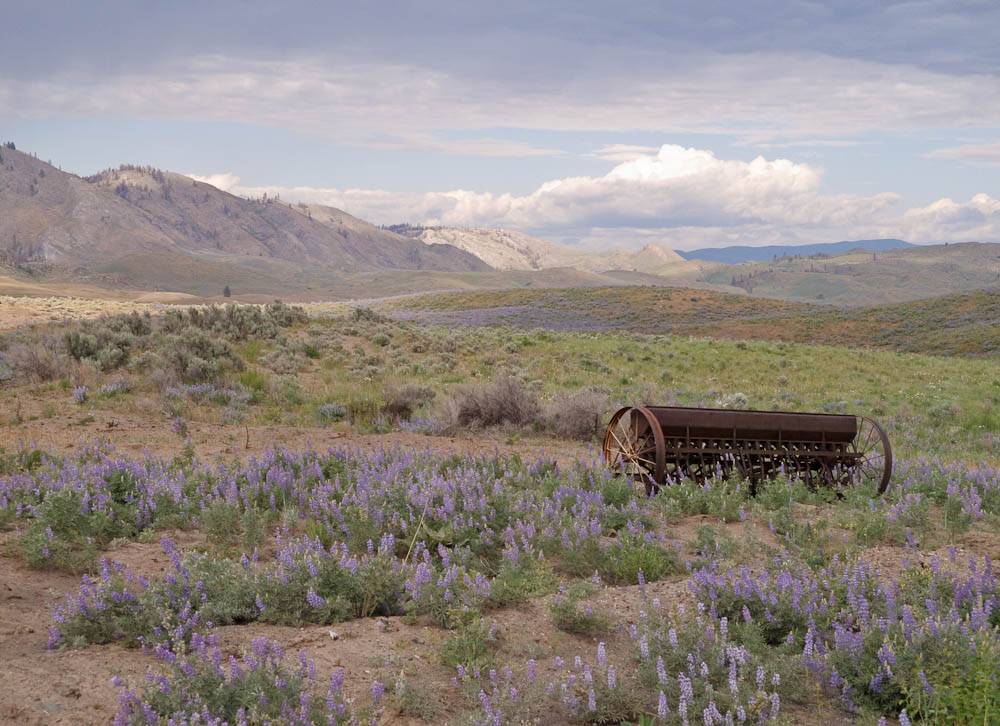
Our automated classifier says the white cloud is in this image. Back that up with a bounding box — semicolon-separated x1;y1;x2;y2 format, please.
368;133;565;157
189;145;1000;247
754;140;867;149
6;51;1000;147
590;144;661;162
926;140;1000;166
187;173;242;192
187;144;925;248
901;193;1000;242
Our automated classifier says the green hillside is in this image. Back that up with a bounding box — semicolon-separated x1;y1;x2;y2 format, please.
387;285;1000;357
696;241;1000;305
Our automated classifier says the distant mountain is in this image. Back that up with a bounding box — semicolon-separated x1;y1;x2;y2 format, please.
0;148;487;295
393;226;572;270
388;224;686;273
679;239;915;263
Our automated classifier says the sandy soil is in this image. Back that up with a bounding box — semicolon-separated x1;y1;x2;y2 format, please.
0;399;599;470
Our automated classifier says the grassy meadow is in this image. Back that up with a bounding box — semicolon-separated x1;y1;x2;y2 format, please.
0;292;998;725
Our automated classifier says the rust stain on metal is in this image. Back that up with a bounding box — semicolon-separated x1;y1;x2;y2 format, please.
603;405;892;496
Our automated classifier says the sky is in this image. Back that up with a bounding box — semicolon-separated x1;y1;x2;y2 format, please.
2;0;999;250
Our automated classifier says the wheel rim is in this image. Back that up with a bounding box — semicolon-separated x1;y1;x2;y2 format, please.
849;416;892;493
603;406;665;493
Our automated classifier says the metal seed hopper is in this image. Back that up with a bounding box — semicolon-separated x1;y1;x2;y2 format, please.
603;405;892;495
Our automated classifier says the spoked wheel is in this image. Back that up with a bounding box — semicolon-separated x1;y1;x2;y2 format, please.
848;416;893;494
602;406;665;495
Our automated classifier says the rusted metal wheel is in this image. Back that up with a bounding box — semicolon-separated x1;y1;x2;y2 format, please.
603;406;665;495
849;416;893;493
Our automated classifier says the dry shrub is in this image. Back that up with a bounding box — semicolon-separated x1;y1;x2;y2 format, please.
545;390;608;440
259;349;301;375
6;338;74;382
636;381;677;407
382;384;435;422
442;376;541;430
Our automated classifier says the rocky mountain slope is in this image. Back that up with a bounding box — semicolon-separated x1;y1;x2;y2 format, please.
0;148;488;294
391;224;686;273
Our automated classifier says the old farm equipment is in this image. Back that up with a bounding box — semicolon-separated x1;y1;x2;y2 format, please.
603;405;892;495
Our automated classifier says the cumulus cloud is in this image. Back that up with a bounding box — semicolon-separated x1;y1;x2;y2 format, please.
189;144;1000;247
189;144;939;248
901;194;1000;242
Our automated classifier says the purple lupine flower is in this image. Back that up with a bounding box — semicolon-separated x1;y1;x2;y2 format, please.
306;589;326;608
658;691;669;717
47;627;62;649
679;673;694;703
918;671;932;694
372;680;385;704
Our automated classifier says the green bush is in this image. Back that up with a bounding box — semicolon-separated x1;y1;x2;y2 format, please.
20;488;134;572
440;617;498;668
483;557;555;608
550;581;611;637
558;532;682;585
163;326;243;382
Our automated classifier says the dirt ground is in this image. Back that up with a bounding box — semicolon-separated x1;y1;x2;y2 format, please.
1;413;991;725
4;413;966;725
0;425;595;726
0;521;860;726
0;408;599;472
0;296;957;726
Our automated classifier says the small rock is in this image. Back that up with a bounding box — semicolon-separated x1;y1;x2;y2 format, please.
328;630;339;641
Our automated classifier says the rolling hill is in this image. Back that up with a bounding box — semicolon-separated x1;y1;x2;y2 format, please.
679;238;914;263
0;148;489;295
385;225;1000;307
3;145;998;305
386;284;1000;357
702;241;1000;305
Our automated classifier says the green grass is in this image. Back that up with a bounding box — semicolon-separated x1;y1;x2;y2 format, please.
387;284;1000;357
9;295;996;461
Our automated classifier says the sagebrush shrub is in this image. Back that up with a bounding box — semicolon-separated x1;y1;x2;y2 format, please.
163;326;243;382
443;376;541;430
545;389;607;440
7;337;72;382
382;384;436;422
